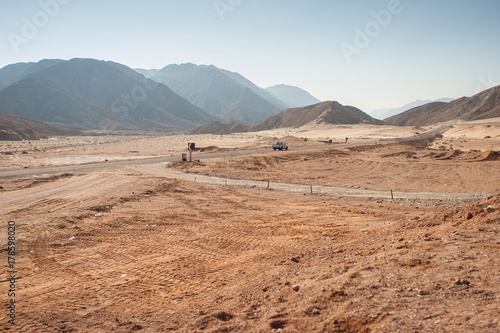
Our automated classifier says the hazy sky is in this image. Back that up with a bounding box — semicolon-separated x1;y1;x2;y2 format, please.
1;0;499;112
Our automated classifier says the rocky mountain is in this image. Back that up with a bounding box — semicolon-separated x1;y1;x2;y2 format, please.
136;63;283;124
384;85;500;126
383;102;448;127
250;101;382;131
191;121;248;134
214;68;288;110
0;59;213;131
266;84;321;108
0;112;79;140
371;98;456;120
0;59;65;88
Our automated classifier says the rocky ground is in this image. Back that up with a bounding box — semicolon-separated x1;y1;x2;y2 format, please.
0;123;499;332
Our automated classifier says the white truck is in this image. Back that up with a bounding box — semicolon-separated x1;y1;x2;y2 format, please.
272;141;288;151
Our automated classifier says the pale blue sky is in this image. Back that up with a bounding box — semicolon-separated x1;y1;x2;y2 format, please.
1;0;499;112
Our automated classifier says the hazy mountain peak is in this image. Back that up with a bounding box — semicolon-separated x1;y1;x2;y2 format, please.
0;58;213;131
384;85;500;126
266;84;321;108
136;63;286;124
371;97;457;120
0;59;65;88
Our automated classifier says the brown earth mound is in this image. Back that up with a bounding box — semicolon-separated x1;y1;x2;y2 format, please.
250;101;382;131
435;150;463;160
476;150;500;161
197;146;234;153
422;149;500;162
0;112;79;140
191;121;248;134
443;194;500;225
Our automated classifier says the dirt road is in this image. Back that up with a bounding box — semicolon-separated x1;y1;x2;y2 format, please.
140;165;490;205
0;126;447;178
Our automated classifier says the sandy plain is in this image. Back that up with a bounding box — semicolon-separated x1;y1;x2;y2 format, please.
0;120;499;332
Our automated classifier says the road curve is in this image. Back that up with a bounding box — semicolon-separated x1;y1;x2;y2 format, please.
0;142;369;178
0;127;450;179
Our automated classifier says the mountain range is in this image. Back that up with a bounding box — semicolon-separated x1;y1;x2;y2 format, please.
192;85;500;134
190;100;383;134
0;58;499;138
0;59;213;131
385;85;500;126
210;67;289;110
0;58;323;135
370;98;456;120
136;63;291;124
0;59;66;88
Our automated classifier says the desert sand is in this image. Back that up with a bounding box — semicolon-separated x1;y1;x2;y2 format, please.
0;121;499;332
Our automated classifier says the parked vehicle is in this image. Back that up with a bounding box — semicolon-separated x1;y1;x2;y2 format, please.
272;142;288;150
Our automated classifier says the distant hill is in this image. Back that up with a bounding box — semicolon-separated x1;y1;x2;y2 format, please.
191;121;248;134
250;101;382;131
266;84;321;108
383;102;448;126
0;59;213;131
0;112;79;140
136;63;283;124
371;98;456;120
385;85;500;126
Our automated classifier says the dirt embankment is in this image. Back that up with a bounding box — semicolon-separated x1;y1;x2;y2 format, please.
171;142;500;194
